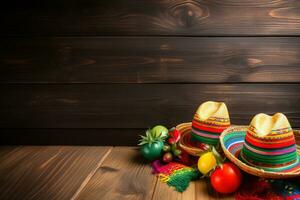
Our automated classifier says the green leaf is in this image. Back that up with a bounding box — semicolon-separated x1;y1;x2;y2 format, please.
137;128;165;146
138;141;147;146
149;131;153;140
212;146;225;166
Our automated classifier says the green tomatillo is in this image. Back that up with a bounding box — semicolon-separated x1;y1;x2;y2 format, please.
140;141;164;161
139;129;164;161
151;125;169;139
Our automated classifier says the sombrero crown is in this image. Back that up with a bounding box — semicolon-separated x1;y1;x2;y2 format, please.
191;101;230;145
241;113;298;172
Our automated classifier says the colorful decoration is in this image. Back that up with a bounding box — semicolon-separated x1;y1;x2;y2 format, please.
191;101;230;146
152;160;199;192
178;123;210;156
220;113;300;178
242;113;298;172
236;176;300;200
138;101;300;196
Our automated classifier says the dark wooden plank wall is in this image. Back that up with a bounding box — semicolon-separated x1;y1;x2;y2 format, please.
1;0;300;36
1;37;300;83
0;0;299;145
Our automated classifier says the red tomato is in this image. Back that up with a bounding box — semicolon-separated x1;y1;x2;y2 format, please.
210;163;242;194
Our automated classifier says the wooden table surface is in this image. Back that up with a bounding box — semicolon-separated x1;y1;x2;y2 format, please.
0;146;234;200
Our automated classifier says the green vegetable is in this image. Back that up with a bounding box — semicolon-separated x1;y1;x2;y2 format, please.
173;149;182;157
171;143;177;152
151;125;169;139
163;144;171;152
139;129;163;161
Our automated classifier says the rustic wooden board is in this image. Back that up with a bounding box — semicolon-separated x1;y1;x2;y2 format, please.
195;180;234;200
0;146;112;200
0;146;236;199
1;37;300;83
0;128;143;145
1;0;300;36
0;84;299;130
75;147;157;200
152;177;196;200
151;178;234;200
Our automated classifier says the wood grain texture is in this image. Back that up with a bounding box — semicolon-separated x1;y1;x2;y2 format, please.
1;0;300;36
0;84;299;129
152;177;196;200
151;178;234;200
75;147;157;200
0;146;111;200
0;146;235;199
0;128;143;145
195;180;234;200
1;37;300;83
152;172;234;200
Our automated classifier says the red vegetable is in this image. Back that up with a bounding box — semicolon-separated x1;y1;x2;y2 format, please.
169;129;180;143
163;152;173;163
210;163;242;194
168;138;175;145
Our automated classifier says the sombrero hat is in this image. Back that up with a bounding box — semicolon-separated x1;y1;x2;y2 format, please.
178;101;231;156
220;113;300;179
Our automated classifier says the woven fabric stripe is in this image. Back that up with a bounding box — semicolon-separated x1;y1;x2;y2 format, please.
193;115;230;126
191;132;219;145
192;121;227;134
243;142;296;156
191;132;218;143
224;132;245;149
242;148;297;164
240;152;300;172
245;140;296;152
245;134;295;149
192;118;229;128
281;162;300;173
246;132;295;143
228;142;243;157
191;127;219;139
247;127;294;139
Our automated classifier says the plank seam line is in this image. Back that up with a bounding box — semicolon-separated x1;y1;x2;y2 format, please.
70;146;113;200
150;176;159;200
1;83;300;85
1;35;300;38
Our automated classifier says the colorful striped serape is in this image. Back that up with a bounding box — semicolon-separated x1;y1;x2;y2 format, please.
151;160;199;192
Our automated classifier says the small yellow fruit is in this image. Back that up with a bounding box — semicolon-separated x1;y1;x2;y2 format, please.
197;152;217;175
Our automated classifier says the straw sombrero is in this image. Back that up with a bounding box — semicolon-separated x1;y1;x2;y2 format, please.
178;101;231;156
220;113;300;179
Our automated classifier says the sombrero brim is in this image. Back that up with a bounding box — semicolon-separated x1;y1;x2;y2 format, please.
220;126;300;179
177;122;210;156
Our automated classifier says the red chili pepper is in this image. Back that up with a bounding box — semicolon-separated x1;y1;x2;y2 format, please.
169;129;180;143
168;138;175;145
